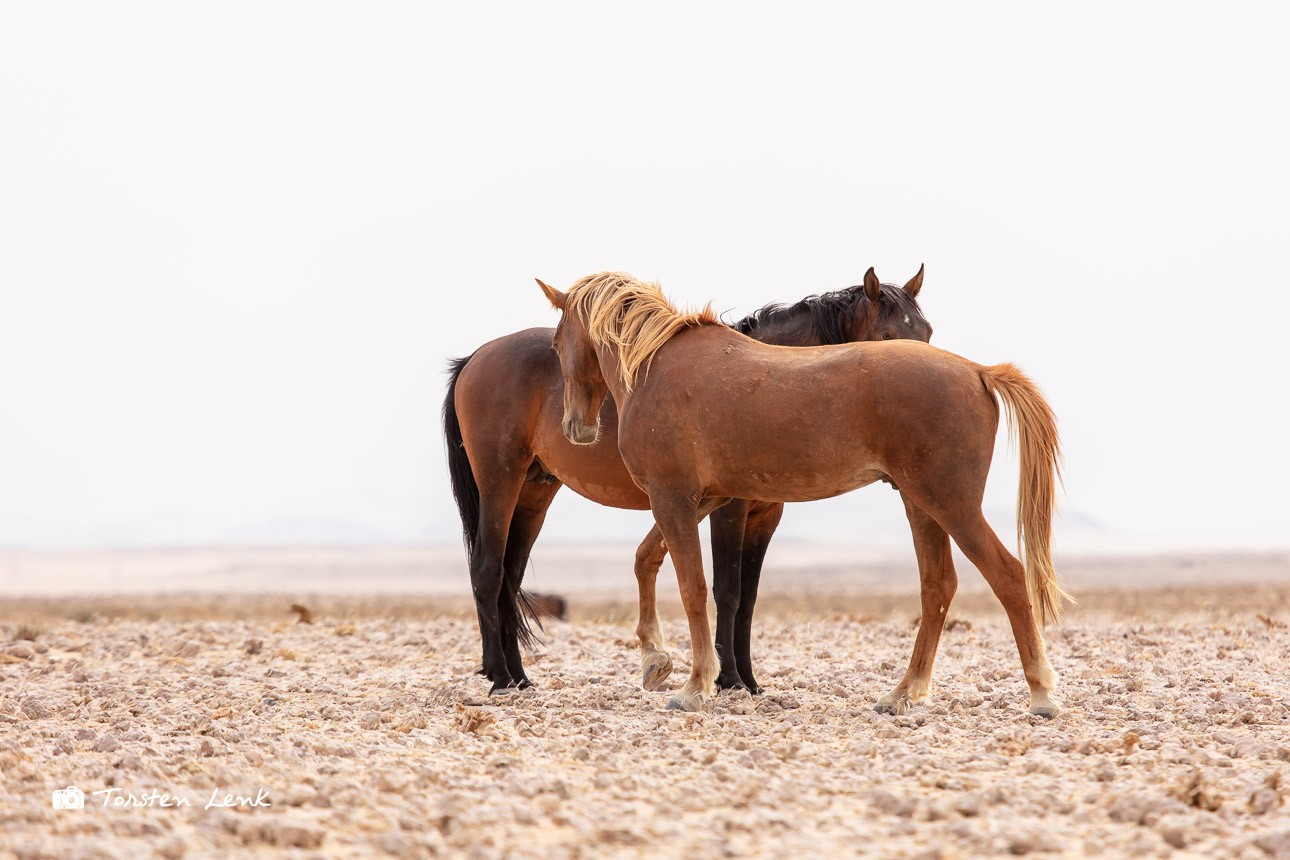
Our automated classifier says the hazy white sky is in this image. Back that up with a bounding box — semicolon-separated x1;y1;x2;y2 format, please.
2;3;1287;552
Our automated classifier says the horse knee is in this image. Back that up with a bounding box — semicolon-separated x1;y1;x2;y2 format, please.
634;536;666;573
712;574;740;606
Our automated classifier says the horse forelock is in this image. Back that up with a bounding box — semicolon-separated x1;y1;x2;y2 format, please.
565;271;718;391
872;284;926;331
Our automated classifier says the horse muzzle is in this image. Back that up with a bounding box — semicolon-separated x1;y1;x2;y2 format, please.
562;415;601;446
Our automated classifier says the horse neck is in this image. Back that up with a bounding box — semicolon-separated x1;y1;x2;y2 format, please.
736;293;876;347
592;339;633;407
743;312;822;347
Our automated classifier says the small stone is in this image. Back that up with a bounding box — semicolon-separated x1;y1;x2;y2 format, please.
863;789;917;817
19;698;52;720
360;711;382;730
281;787;315;807
1254;829;1290;860
1006;832;1036;855
1154;815;1190;849
93;734;123;753
375;770;407;792
274;824;325;849
1251;787;1283;815
172;640;201;658
955;792;986;817
156;837;187;859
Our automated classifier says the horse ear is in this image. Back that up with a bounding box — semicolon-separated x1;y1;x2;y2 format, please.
863;267;882;303
903;264;925;299
536;278;567;310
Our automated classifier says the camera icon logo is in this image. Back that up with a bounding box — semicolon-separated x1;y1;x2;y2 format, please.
52;787;85;809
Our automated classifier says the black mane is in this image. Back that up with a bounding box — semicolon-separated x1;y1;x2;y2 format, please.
730;283;921;345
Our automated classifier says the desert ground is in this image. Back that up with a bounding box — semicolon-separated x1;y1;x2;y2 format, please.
2;548;1290;859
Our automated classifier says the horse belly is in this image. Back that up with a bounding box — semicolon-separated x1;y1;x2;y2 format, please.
556;467;651;509
531;391;652;510
713;460;886;504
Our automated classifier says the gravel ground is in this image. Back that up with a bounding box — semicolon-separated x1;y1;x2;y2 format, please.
2;604;1290;859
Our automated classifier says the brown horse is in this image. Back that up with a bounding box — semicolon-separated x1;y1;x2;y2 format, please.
445;269;930;694
539;272;1071;716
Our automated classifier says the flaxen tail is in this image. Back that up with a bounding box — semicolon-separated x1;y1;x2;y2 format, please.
981;363;1074;626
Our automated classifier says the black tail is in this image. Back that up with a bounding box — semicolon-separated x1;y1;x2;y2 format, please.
443;355;542;650
443;355;481;561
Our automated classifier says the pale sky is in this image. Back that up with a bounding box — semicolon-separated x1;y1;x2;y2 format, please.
2;3;1287;553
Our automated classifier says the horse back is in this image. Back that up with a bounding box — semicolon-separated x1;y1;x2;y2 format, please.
616;327;999;501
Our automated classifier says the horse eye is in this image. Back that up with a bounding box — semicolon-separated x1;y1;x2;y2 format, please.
881;332;893;340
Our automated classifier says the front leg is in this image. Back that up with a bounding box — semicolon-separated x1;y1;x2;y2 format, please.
633;524;673;690
709;499;749;691
650;493;721;712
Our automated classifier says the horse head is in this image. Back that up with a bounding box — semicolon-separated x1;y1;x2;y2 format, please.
537;278;606;446
853;265;932;344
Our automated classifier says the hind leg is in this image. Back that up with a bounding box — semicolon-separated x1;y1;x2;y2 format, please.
633;525;673;690
498;481;561;688
711;499;750;691
943;511;1060;716
731;501;783;694
467;459;531;694
876;492;958;715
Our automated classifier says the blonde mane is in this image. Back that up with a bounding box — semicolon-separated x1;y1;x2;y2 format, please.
565;271;719;392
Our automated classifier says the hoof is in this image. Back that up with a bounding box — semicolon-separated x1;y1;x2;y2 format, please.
515;677;534;690
641;651;673;691
715;674;746;692
666;692;703;712
1030;706;1061;719
874;695;910;716
488;680;520;696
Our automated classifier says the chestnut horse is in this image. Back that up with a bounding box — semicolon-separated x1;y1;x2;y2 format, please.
445;269;930;693
539;272;1071;716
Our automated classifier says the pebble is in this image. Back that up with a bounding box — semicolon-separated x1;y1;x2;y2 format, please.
19;698;52;720
92;733;123;753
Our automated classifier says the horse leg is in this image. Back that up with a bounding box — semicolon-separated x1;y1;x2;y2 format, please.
470;471;526;694
875;492;958;715
710;499;750;691
651;494;722;712
633;524;674;690
498;480;561;689
943;511;1060;717
732;501;783;694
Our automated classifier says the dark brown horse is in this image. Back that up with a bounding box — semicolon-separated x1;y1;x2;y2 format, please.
444;269;930;694
539;272;1070;716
